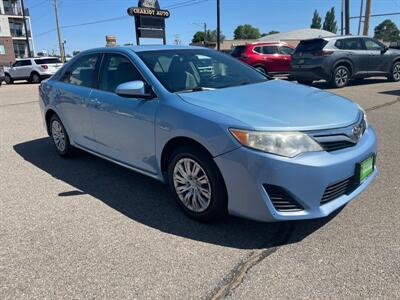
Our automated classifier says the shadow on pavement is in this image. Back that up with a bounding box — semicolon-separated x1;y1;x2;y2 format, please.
14;137;341;249
379;89;400;96
311;78;389;90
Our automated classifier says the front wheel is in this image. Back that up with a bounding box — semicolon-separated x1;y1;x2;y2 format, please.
4;74;13;84
167;146;227;222
50;114;74;157
388;61;400;82
331;65;350;88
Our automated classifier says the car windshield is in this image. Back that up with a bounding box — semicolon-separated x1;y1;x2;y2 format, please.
136;49;268;93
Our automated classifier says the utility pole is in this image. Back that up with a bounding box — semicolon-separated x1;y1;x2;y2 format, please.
204;22;207;46
363;0;372;36
358;0;364;35
20;0;32;57
54;0;65;62
345;0;350;35
216;0;220;51
341;0;344;35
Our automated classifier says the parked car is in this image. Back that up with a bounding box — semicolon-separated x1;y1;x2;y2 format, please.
0;66;4;86
40;46;377;222
291;36;400;88
4;57;63;84
231;42;295;76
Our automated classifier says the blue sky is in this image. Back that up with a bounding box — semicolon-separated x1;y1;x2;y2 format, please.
25;0;400;54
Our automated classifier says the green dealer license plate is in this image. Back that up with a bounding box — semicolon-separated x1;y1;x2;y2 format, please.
359;156;374;182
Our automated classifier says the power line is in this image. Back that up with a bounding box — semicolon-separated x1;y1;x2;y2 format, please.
34;0;209;37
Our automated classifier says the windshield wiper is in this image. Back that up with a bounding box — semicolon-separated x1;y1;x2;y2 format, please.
177;87;215;93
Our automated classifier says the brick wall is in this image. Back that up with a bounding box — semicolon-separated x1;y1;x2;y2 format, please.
0;37;16;66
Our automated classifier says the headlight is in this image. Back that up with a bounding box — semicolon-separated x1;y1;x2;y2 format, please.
358;106;369;129
230;129;323;158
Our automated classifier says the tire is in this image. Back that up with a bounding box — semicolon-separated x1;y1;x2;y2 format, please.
388;61;400;82
4;74;13;84
167;146;228;222
297;79;313;85
254;65;268;75
31;72;41;84
49;114;73;157
330;65;350;88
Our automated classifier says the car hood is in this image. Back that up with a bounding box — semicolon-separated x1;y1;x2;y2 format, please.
177;80;360;131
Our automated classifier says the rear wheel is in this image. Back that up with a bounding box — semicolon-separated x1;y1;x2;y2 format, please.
297;79;313;85
50;114;73;157
31;72;41;84
388;61;400;82
331;65;350;88
4;74;13;84
167;146;227;222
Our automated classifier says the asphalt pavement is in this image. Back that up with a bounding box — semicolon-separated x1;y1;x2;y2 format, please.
0;78;399;299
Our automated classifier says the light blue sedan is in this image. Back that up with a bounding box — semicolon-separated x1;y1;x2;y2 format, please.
39;46;377;222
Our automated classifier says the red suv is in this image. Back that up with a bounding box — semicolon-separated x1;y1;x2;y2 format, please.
231;42;295;76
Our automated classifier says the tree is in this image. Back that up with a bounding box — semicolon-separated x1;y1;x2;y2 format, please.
233;24;261;39
374;19;400;42
192;29;225;43
323;7;338;33
311;10;322;29
261;30;280;37
72;50;80;56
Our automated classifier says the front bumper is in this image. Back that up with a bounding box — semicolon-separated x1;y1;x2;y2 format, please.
214;127;378;222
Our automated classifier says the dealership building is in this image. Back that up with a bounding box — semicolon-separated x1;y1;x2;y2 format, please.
0;0;35;65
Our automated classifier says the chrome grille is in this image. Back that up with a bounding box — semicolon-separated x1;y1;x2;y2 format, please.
264;185;303;212
308;113;367;152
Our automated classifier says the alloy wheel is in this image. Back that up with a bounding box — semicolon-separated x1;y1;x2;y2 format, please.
335;67;349;87
255;67;266;75
173;158;212;213
393;63;400;81
51;120;66;152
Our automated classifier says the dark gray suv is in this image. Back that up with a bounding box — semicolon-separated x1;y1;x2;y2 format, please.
291;36;400;88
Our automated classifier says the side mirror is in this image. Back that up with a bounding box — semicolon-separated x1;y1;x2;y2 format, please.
116;80;154;99
381;45;389;54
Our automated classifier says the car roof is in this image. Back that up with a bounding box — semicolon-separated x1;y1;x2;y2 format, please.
303;35;369;42
16;57;59;60
81;45;205;55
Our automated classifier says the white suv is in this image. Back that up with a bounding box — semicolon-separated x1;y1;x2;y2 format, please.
4;57;63;84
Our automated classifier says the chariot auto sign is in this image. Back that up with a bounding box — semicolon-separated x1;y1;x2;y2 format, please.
127;0;170;45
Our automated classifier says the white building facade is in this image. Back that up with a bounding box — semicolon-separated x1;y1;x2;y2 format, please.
0;0;35;65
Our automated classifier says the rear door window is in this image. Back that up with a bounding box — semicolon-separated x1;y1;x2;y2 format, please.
295;39;328;53
262;46;279;54
61;54;99;88
335;38;364;50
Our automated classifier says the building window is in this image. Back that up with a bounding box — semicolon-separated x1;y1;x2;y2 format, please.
0;44;6;55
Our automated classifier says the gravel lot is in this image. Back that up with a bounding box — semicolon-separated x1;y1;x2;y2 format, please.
1;79;399;299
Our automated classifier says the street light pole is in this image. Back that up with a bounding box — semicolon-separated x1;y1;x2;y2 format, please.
204;22;207;46
54;0;65;62
216;0;220;51
358;0;364;35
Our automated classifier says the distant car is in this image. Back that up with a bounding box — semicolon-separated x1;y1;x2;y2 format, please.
0;66;4;86
291;36;400;88
39;46;377;223
4;57;63;84
231;42;295;76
